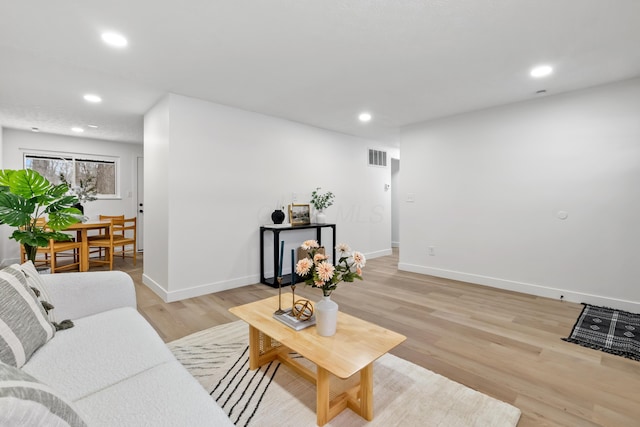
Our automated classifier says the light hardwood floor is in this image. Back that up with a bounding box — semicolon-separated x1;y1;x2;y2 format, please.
114;251;639;427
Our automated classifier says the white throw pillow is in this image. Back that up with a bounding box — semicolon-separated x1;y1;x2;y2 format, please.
0;265;55;368
0;362;87;427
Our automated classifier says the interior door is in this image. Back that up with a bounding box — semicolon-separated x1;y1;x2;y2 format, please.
137;157;144;252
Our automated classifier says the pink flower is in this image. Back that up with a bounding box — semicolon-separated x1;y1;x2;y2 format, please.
296;258;313;276
356;267;362;275
301;240;319;250
313;253;326;264
336;243;350;253
315;262;335;282
352;251;366;268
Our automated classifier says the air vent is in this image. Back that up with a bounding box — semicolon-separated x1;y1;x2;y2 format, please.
368;149;387;167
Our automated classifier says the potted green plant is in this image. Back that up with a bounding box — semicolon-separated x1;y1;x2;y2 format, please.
310;187;334;224
0;169;82;262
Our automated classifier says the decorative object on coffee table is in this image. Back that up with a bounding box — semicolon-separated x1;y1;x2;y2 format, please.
273;303;316;331
290;248;296;306
274;277;286;315
310;187;334;224
563;303;640;361
315;296;339;336
274;241;285;315
291;299;314;321
295;240;366;336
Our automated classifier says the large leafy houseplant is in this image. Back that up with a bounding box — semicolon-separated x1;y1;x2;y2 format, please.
0;169;82;262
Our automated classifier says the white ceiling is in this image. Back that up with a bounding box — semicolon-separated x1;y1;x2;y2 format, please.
1;0;639;145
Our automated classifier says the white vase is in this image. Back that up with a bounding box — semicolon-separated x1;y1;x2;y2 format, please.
316;210;327;224
315;295;338;336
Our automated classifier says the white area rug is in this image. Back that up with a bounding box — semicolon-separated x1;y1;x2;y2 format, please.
168;321;521;427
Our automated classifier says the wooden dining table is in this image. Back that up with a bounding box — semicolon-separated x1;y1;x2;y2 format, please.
65;220;111;272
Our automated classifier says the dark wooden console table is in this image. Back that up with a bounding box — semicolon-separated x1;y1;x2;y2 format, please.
259;223;336;288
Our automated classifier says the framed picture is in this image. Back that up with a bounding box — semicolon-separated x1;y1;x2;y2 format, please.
289;204;311;225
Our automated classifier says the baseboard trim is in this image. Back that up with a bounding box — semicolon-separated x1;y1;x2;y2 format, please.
391;241;400;248
142;273;260;303
398;263;640;313
142;249;393;303
366;248;393;259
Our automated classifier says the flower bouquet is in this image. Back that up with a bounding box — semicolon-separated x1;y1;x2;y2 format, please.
295;240;366;296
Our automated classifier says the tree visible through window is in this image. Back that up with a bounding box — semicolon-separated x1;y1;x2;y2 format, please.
24;153;118;198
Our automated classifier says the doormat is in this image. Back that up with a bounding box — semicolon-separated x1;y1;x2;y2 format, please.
563;304;640;361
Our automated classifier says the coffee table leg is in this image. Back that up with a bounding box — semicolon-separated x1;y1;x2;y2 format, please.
248;325;260;370
360;363;374;420
316;366;330;426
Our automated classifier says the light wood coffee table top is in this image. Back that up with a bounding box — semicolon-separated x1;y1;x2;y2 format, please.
229;293;406;426
229;293;406;378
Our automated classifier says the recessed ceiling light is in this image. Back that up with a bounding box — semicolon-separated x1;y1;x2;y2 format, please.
71;127;84;133
101;32;128;48
530;65;553;78
31;127;39;132
359;112;372;122
83;94;102;103
87;124;99;129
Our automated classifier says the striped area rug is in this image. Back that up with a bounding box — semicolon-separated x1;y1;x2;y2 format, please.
168;321;521;427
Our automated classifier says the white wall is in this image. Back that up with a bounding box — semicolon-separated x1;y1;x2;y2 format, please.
391;158;400;247
144;94;394;302
142;97;171;293
399;77;640;312
0;128;143;264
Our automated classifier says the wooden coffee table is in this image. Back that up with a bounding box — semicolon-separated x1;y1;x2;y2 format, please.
229;293;406;426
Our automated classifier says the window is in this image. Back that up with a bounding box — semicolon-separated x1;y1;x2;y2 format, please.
24;152;119;198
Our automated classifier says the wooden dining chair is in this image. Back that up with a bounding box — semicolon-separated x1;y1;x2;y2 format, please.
88;214;125;258
87;217;137;270
20;221;82;273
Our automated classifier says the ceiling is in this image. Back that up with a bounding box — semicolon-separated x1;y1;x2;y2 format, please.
1;0;639;145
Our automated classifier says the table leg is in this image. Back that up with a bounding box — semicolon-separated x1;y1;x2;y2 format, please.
79;229;89;272
316;366;330;426
248;325;261;370
359;363;374;420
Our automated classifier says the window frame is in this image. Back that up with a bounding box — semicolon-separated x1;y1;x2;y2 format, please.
23;150;121;200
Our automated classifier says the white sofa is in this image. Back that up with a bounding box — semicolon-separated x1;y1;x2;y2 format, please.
20;270;234;427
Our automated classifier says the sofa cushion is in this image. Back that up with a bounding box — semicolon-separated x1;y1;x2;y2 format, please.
74;360;234;427
22;307;176;401
0;265;55;367
0;362;87;427
19;261;56;322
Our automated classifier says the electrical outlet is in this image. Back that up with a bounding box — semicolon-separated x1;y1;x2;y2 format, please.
428;246;435;256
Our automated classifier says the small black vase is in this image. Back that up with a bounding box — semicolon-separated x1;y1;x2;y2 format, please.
72;202;84;214
271;209;285;224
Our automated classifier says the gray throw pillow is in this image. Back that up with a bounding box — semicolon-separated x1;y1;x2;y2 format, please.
19;260;57;322
0;362;87;427
0;265;55;367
